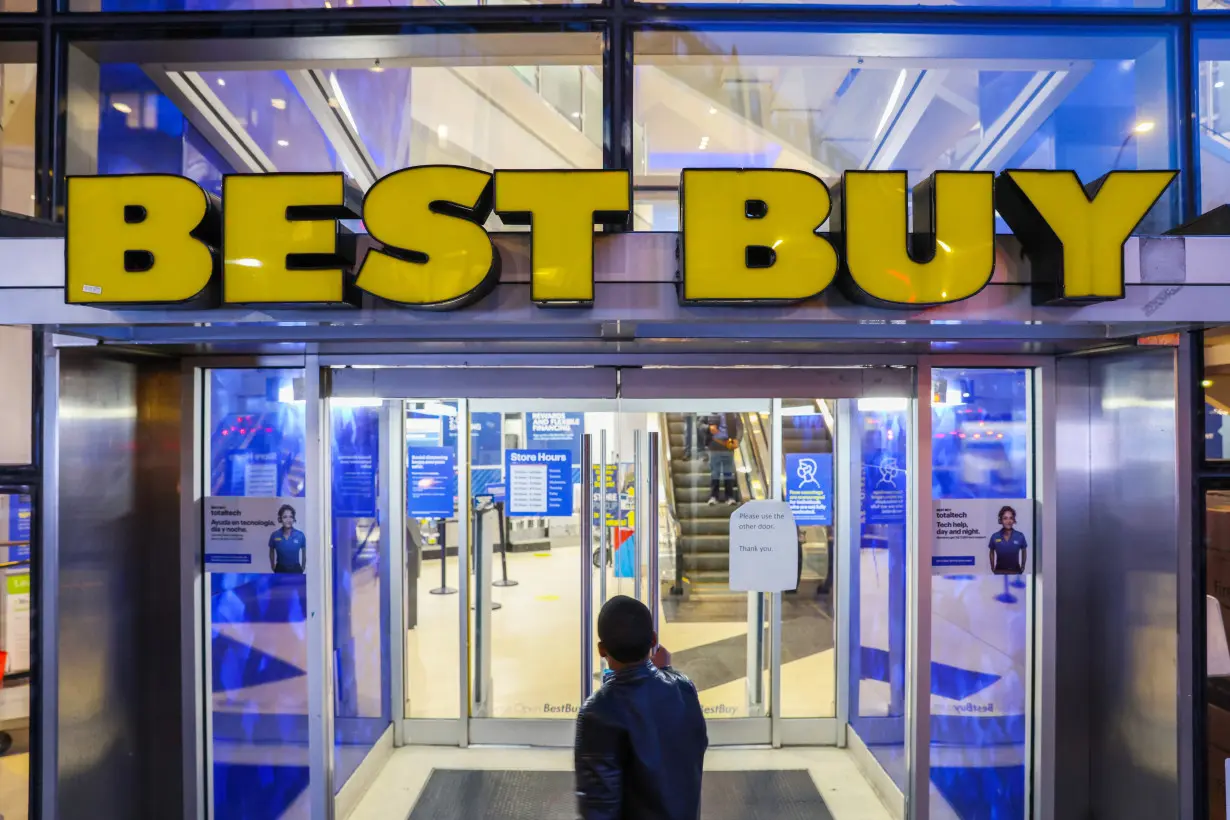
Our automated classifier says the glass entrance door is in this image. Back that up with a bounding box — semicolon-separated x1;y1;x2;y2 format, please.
463;398;774;746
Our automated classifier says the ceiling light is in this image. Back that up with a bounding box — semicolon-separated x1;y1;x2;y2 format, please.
112;102;132;114
571;111;581;119
271;98;287;110
708;107;717;115
1134;120;1155;134
1205;379;1215;388
437;124;449;141
277;139;289;147
216;78;226;87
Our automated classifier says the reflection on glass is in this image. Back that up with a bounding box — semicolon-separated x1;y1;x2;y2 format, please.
331;402;390;792
930;368;1032;820
634;29;1177;231
1206;331;1230;460
1207;489;1230;819
0;62;36;216
779;399;836;719
207;370;309;820
404;400;462;719
0;490;31;820
846;399;910;800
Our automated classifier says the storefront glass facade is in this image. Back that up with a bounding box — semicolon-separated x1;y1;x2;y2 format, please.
4;0;1228;812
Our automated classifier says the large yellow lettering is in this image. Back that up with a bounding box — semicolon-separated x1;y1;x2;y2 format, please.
66;174;216;304
840;171;994;305
995;170;1177;304
679;169;837;303
224;173;359;305
494;170;630;305
357;166;497;308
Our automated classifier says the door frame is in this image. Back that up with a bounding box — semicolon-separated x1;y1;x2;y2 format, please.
331;364;905;749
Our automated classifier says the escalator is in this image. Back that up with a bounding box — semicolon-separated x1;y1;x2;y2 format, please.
663;412;770;597
663;406;833;597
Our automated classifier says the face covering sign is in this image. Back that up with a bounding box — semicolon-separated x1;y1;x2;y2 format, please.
205;496;312;574
932;499;1033;576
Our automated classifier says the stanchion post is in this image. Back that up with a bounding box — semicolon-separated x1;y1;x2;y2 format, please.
429;518;456;596
493;501;518;587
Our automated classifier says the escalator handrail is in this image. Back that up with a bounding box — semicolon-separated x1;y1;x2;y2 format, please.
742;412;772;501
656;414;684;593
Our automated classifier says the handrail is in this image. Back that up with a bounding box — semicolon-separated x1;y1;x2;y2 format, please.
656;413;684;595
742;412;772;501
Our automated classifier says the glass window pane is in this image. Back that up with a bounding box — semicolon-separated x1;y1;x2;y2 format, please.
0;327;31;467
1197;36;1230;212
206;370;310;820
1206;331;1230;461
846;399;910;800
74;0;584;11
0;56;37;216
779;400;837;720
1207;489;1230;820
404;400;462;720
634;28;1179;232
0;490;31;820
69;33;603;186
930;369;1033;820
331;401;390;792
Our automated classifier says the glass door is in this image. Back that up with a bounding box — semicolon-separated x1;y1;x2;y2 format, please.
463;398;774;746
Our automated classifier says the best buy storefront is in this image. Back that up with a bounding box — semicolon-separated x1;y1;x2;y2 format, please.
4;165;1212;820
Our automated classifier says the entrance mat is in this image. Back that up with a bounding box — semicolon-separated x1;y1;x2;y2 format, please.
408;769;834;820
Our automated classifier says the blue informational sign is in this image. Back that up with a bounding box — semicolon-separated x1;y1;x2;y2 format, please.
445;412;502;467
8;495;30;562
786;453;834;525
505;449;573;517
332;407;379;518
1209;402;1227;460
864;446;907;525
527;412;584;483
407;447;457;518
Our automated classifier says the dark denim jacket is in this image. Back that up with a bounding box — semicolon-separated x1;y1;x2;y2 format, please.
574;660;709;820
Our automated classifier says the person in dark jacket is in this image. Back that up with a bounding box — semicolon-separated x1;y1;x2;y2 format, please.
575;595;708;820
702;412;742;506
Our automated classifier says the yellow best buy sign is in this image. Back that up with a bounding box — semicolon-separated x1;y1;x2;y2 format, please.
64;167;1176;310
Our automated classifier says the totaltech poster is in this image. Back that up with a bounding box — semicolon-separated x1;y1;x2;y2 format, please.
205;496;313;574
932;499;1033;576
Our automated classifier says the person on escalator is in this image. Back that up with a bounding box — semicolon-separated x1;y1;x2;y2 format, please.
575;595;708;820
702;412;742;506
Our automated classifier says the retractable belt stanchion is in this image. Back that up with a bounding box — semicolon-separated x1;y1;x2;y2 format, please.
473;498;502;611
493;501;518;588
429;519;457;596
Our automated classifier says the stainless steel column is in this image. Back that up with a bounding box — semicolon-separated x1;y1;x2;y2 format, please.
382;400;407;746
633;430;643;603
647;431;660;634
457;399;472;742
769;398;783;748
581;434;595;699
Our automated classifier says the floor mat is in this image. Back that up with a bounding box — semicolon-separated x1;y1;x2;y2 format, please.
408;769;834;820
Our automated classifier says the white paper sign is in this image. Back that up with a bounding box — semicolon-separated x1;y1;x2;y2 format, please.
729;500;799;592
933;498;1033;576
206;496;311;574
509;463;548;514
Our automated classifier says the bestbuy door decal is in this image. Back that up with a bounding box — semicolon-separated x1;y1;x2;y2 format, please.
64;167;1175;310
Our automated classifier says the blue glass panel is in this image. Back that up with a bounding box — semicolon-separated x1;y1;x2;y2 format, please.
208;370;309;820
330;403;391;792
847;403;910;795
635;27;1180;232
97;64;233;191
1196;35;1230;210
930;369;1031;820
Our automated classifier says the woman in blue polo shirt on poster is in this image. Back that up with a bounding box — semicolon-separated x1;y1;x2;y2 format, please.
988;505;1027;576
269;504;306;574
